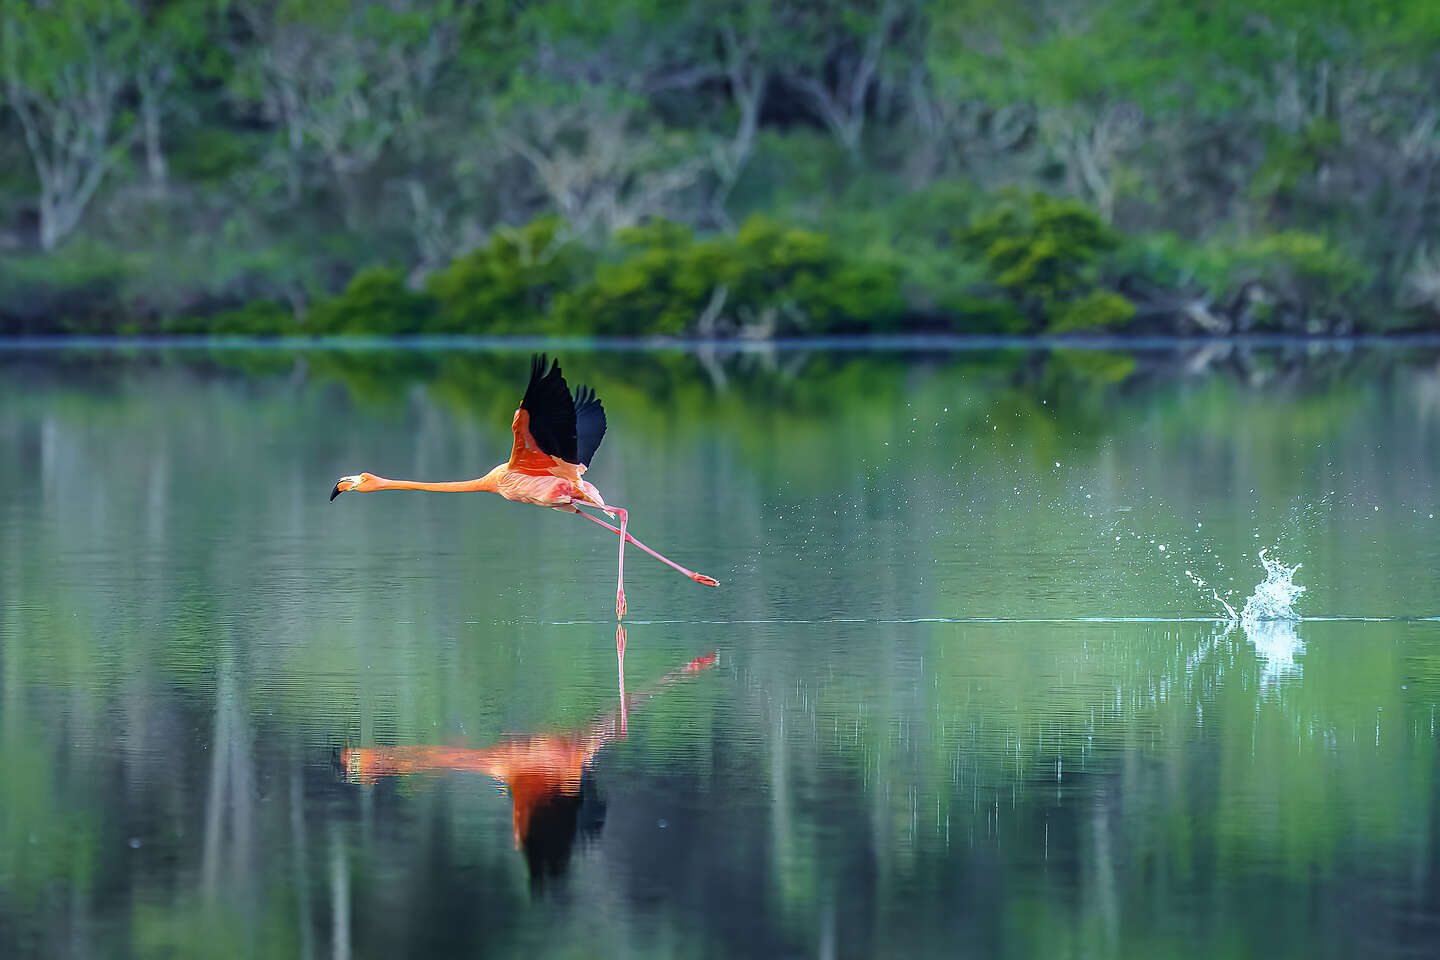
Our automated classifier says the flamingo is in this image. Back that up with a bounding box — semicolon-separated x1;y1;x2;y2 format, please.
329;354;719;618
340;635;717;880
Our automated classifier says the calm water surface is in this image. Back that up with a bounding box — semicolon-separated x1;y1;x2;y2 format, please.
2;343;1440;957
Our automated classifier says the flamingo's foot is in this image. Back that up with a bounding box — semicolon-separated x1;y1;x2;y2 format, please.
692;573;720;587
616;588;628;619
616;624;626;656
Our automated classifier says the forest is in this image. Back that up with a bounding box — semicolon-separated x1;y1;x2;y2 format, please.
2;0;1438;336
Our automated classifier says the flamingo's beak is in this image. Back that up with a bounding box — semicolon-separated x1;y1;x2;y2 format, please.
330;475;361;501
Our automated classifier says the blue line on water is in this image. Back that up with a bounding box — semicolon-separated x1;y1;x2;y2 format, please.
5;333;1440;354
543;616;1440;626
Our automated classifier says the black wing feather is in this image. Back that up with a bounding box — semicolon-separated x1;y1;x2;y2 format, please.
573;384;607;468
519;354;579;464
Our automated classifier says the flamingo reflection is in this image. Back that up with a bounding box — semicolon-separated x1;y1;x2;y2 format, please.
340;628;715;883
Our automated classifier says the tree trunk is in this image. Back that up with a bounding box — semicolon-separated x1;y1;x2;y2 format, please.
137;64;172;195
711;31;767;225
5;61;130;249
141;85;168;192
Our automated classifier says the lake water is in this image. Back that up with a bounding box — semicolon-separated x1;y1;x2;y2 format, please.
2;341;1440;957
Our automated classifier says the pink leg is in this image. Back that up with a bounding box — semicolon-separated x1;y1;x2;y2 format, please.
616;624;627;738
573;508;720;587
614;506;628;618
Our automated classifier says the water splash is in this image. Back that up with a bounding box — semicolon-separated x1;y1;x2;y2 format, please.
1243;618;1305;688
1239;549;1305;623
1186;569;1238;621
1238;550;1306;688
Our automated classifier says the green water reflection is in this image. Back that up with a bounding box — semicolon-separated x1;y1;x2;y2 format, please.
1;344;1439;957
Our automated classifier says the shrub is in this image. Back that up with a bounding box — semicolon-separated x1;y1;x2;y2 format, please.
555;219;704;335
727;216;905;333
941;295;1031;334
306;266;436;335
0;245;132;334
1223;231;1367;314
1113;229;1369;330
1050;290;1136;333
556;215;905;336
426;216;589;333
957;191;1134;332
203;301;296;335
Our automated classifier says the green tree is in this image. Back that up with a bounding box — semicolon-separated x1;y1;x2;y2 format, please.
425;216;589;333
229;0;458;214
959;191;1133;331
130;0;213;194
0;0;142;248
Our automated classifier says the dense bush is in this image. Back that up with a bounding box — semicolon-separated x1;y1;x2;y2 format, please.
3;0;1438;338
1217;231;1369;328
811;181;1022;332
1049;290;1136;333
554;219;705;335
957;192;1134;333
306;266;436;335
425;217;589;334
0;200;1405;338
1111;229;1371;332
0;245;132;335
200;301;296;336
725;216;906;334
556;215;906;336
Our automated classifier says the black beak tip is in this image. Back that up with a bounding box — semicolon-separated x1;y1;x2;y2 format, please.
330;483;343;502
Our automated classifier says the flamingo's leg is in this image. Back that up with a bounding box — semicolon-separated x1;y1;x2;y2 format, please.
567;498;628;617
617;624;627;738
572;507;720;586
614;506;628;618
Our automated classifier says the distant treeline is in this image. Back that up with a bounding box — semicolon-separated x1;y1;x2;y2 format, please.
1;0;1438;336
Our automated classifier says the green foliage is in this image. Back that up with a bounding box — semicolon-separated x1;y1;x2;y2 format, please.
1249;121;1344;207
1225;231;1368;309
939;296;1030;334
1109;228;1374;330
807;179;992;329
723;215;905;334
169;127;268;184
1050;289;1136;332
1196;231;1370;331
0;244;132;334
0;0;141;89
961;192;1116;299
0;203;1384;337
306;266;435;334
425;217;589;334
555;215;906;335
201;300;295;335
555;219;705;335
958;191;1133;332
1108;232;1197;291
0;0;147;248
0;0;1432;336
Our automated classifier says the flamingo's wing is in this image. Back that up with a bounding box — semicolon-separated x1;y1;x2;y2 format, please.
508;354;579;475
572;385;606;467
508;355;607;475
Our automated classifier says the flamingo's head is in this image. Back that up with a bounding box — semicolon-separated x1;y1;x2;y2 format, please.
336;747;385;784
330;472;378;501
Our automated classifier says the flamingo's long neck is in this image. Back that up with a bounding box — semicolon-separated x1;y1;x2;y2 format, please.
372;467;502;494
